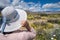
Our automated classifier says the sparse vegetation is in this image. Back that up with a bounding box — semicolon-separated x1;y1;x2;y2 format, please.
27;13;60;40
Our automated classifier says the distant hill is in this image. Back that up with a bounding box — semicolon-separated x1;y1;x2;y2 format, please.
26;10;60;14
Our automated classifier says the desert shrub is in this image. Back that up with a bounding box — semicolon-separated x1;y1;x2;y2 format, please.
40;14;48;16
40;21;47;26
31;21;53;29
34;16;41;19
47;19;58;23
27;14;34;20
35;29;46;40
33;22;41;26
46;23;53;29
41;17;47;20
47;19;60;24
57;20;60;24
31;23;37;29
31;22;41;29
40;22;53;29
48;14;60;18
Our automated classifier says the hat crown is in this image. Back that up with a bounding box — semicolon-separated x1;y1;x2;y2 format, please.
1;6;15;16
1;6;19;23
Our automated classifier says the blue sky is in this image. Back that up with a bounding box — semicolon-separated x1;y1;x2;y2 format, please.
24;0;60;5
24;0;60;8
0;0;60;12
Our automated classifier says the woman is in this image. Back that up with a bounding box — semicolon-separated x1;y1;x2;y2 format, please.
0;6;36;40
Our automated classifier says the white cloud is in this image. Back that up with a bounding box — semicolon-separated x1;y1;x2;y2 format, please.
0;0;10;8
14;1;41;12
12;0;20;6
28;3;41;12
15;1;30;10
0;0;60;12
42;2;60;8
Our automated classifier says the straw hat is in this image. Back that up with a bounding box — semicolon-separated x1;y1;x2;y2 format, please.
0;6;27;32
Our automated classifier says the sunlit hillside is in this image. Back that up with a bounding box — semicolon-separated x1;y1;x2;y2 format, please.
27;12;60;40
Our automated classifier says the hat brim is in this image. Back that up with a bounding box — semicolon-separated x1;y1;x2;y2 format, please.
3;9;27;32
